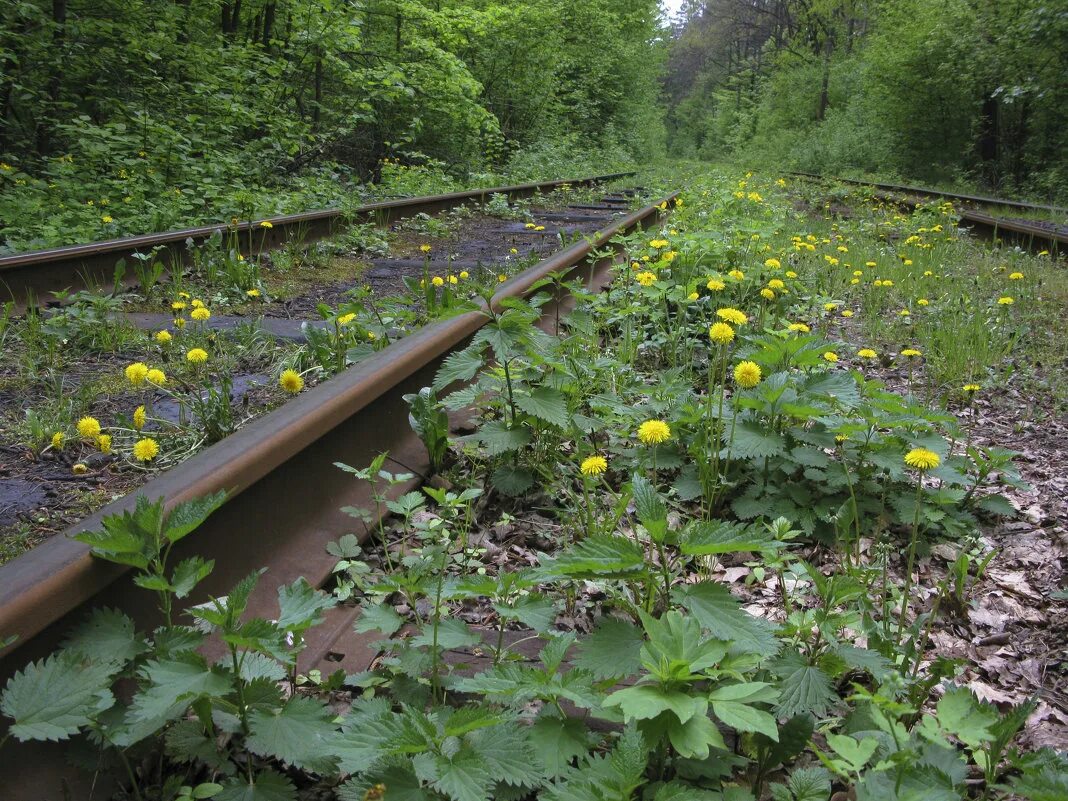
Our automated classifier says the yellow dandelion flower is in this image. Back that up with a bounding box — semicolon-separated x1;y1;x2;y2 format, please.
260;220;273;229
420;244;432;253
191;299;205;309
785;270;798;279
498;274;507;283
883;279;894;287
72;463;89;475
706;278;725;291
686;292;699;301
125;362;149;386
459;271;469;280
857;348;877;359
1008;272;1024;280
97;434;112;454
174;317;186;329
716;308;748;325
76;416;102;439
133;438;160;462
649;239;669;249
760;288;775;300
841;310;854;318
788;322;810;333
447;275;458;285
580;455;608;476
431;276;444;287
147;369;166;386
186;348;208;364
51;431;65;450
280;369;304;394
764;258;781;269
155;330;172;343
637;420;671;446
337;312;356;325
636;272;657;287
171;301;187;311
509;248;518;255
904;448;940;471
247;289;261;298
768;279;785;290
824;302;838;311
733;361;762;388
728;269;745;280
823;351;839;363
997;296;1014;305
133;405;146;431
191;307;211;321
901;348;922;358
865;261;876;268
709;322;735;344
963;383;981;393
917;298;929;306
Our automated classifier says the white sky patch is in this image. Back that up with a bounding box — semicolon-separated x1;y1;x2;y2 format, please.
661;0;686;18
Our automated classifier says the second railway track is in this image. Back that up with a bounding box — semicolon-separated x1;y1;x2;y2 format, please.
790;171;1068;252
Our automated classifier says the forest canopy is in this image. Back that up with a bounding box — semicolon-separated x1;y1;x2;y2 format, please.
0;0;665;251
663;0;1068;200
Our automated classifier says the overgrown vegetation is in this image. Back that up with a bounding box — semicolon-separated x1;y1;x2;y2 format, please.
3;171;1065;800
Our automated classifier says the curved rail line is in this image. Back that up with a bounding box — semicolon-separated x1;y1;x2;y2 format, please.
0;172;635;306
790;171;1067;251
0;188;678;796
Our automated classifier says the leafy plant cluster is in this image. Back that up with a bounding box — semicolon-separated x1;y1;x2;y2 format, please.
2;169;1064;800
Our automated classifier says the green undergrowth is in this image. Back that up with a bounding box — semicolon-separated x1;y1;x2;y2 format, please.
2;169;1066;801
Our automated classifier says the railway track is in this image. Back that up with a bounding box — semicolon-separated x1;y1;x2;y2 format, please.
790;171;1067;251
0;183;678;796
0;172;635;308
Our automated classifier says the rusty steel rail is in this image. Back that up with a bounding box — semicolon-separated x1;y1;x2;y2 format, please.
789;171;1067;252
0;172;635;305
789;171;1068;215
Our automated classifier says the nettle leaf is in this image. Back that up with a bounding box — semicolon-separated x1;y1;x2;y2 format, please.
515;386;570;428
170;557;215;599
729;420;787;459
653;782;726;800
676;582;780;657
411;618;481;651
247;696;339;774
540;535;646;579
1;652;116;741
491;465;536;496
62;607;148;667
498;593;556;632
632;474;668;542
573;618;644;680
132;654;234;723
826;733;878;772
276;578;335;634
234;652;287;684
469;721;544;786
217;770;297;801
434;347;485;390
786;766;832;801
354;603;404;636
529;715;595;777
478;420;532;455
772;652;837;718
420;747;495;801
681;520;780;555
803;372;861;409
934;686;998;749
164;491;228;544
338;767;432;801
165;719;234;773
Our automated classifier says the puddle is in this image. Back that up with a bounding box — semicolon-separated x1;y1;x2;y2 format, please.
0;478;47;528
151;373;267;426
